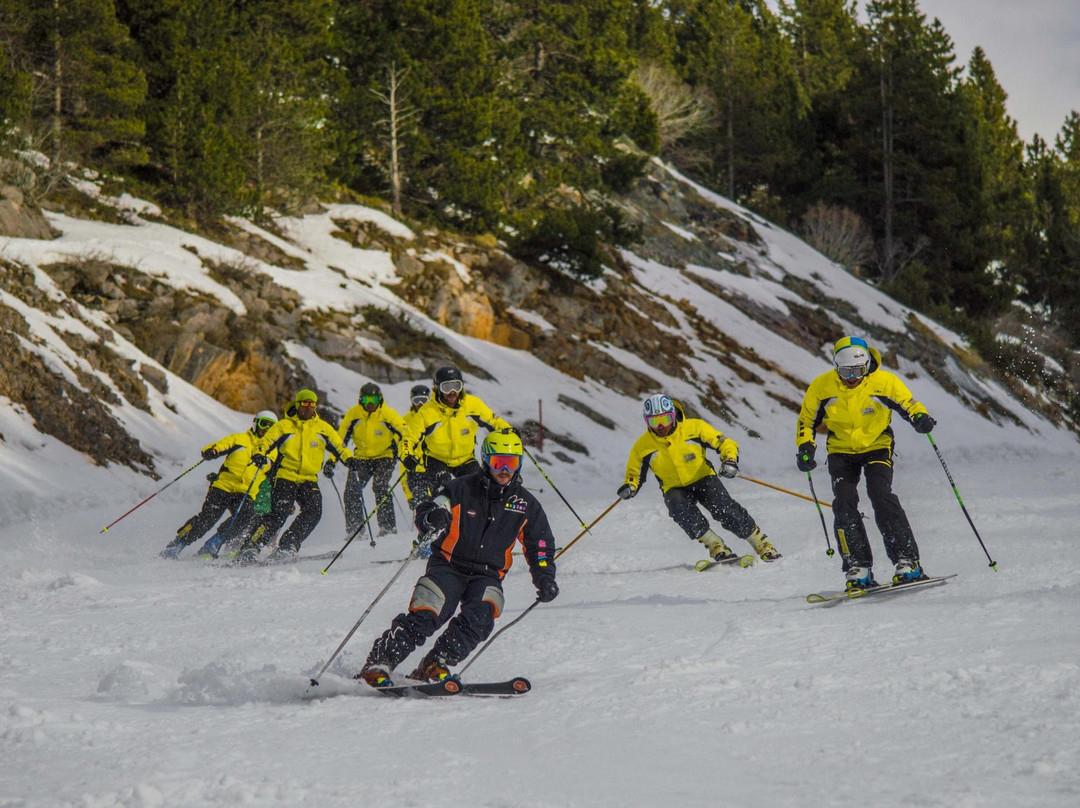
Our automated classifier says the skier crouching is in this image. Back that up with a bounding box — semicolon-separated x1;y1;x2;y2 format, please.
618;394;780;564
358;430;559;686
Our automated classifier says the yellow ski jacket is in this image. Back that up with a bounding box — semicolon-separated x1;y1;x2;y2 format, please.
413;394;511;468
623;414;739;494
337;403;415;461
796;345;929;455
201;430;274;496
256;414;352;484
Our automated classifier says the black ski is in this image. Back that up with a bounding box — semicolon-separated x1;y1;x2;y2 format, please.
368;676;531;698
694;554;755;572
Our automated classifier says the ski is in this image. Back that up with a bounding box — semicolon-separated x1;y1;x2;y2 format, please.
806;573;957;604
694;554;756;572
367;676;531;698
227;550;339;567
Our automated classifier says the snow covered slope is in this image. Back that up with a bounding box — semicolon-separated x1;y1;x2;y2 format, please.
1;167;1078;807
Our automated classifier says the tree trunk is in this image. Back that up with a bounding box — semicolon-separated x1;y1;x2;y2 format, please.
880;39;895;280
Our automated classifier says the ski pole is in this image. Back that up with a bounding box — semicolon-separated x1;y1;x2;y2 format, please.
328;473;348;522
321;473;404;573
358;488;377;548
738;473;833;508
926;434;997;570
308;529;439;690
99;458;206;533
459;497;621;675
213;468;262;551
806;471;835;557
523;445;589;531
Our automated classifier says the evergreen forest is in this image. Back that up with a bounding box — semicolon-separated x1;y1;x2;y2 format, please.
2;0;1078;400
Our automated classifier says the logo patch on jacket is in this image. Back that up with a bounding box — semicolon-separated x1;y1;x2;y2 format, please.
374;429;384;436
505;495;528;514
862;406;876;415
684;452;697;463
460;428;470;436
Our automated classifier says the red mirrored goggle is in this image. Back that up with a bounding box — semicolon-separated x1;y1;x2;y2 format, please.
646;412;675;431
486;453;521;472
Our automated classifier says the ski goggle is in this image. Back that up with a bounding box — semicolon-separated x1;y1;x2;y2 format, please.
646;412;676;431
255;418;275;430
837;365;867;380
411;395;429;407
438;379;464;395
485;453;521;473
297;400;316;409
360;394;381;407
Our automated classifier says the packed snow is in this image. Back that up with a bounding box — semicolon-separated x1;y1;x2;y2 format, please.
2;169;1078;806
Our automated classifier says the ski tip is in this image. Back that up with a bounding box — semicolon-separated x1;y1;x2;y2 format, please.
739;554;755;568
511;677;531;693
694;559;711;572
806;593;826;604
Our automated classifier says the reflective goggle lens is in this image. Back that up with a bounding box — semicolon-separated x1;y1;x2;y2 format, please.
486;453;521;472
360;395;380;406
646;412;675;430
837;365;866;380
411;395;429;407
438;379;464;395
256;418;275;430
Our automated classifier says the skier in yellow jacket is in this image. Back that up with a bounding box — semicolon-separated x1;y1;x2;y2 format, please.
796;336;936;591
160;410;279;559
400;383;431;510
410;366;512;504
325;382;418;536
618;394;780;563
238;389;356;562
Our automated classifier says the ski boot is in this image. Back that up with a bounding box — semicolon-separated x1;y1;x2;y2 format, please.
745;526;782;562
159;539;185;560
355;663;393;689
892;558;925;584
845;566;877;592
195;531;225;559
698;529;738;562
412;538;433;559
408;655;452;683
267;545;298;563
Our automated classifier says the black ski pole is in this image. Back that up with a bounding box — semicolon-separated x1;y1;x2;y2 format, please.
100;458;206;533
308;529;439;690
806;471;835;557
523;445;589;531
328;473;348;522
321;473;404;573
926;433;997;570
459;497;621;675
358;489;377;548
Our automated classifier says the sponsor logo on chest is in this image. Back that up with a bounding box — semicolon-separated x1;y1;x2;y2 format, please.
504;495;528;514
862;405;876;416
684;452;697;463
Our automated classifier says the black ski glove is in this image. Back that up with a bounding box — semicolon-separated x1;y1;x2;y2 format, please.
913;413;936;434
796;442;816;472
202;447;220;461
416;506;452;536
251;453;268;468
401;455;420;472
322;459;336;478
617;484;637;500
720;460;739;479
536;578;559;603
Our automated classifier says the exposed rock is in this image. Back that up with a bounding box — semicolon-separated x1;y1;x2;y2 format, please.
0;186;58;240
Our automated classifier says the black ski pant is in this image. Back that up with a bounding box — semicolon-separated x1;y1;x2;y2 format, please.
663;474;756;542
343;457;396;535
410;457;480;506
248;478;322;553
175;486;245;546
366;556;502;671
828;448;919;571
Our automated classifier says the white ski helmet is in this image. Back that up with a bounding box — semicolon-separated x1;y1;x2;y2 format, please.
642;394;676;432
253;410;277;431
833;336;871;380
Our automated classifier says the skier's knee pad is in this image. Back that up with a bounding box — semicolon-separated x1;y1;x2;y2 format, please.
408;576;446;616
481;585;504;619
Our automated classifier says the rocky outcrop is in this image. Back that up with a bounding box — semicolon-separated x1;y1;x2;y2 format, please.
0;186;58;240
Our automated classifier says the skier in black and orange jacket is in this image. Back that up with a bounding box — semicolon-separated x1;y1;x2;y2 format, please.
358;430;559;687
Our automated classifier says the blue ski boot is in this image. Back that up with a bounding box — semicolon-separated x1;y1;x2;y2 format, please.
196;532;225;559
845;566;876;592
159;539;185;559
892;558;925;584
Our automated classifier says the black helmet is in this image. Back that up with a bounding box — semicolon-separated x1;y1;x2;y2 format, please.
410;384;430;398
359;382;383;407
434;366;464;400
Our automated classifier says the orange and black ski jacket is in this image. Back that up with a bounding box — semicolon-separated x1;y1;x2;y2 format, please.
416;471;556;587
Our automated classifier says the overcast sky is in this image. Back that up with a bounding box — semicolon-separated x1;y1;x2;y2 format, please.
918;0;1080;144
762;0;1079;146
